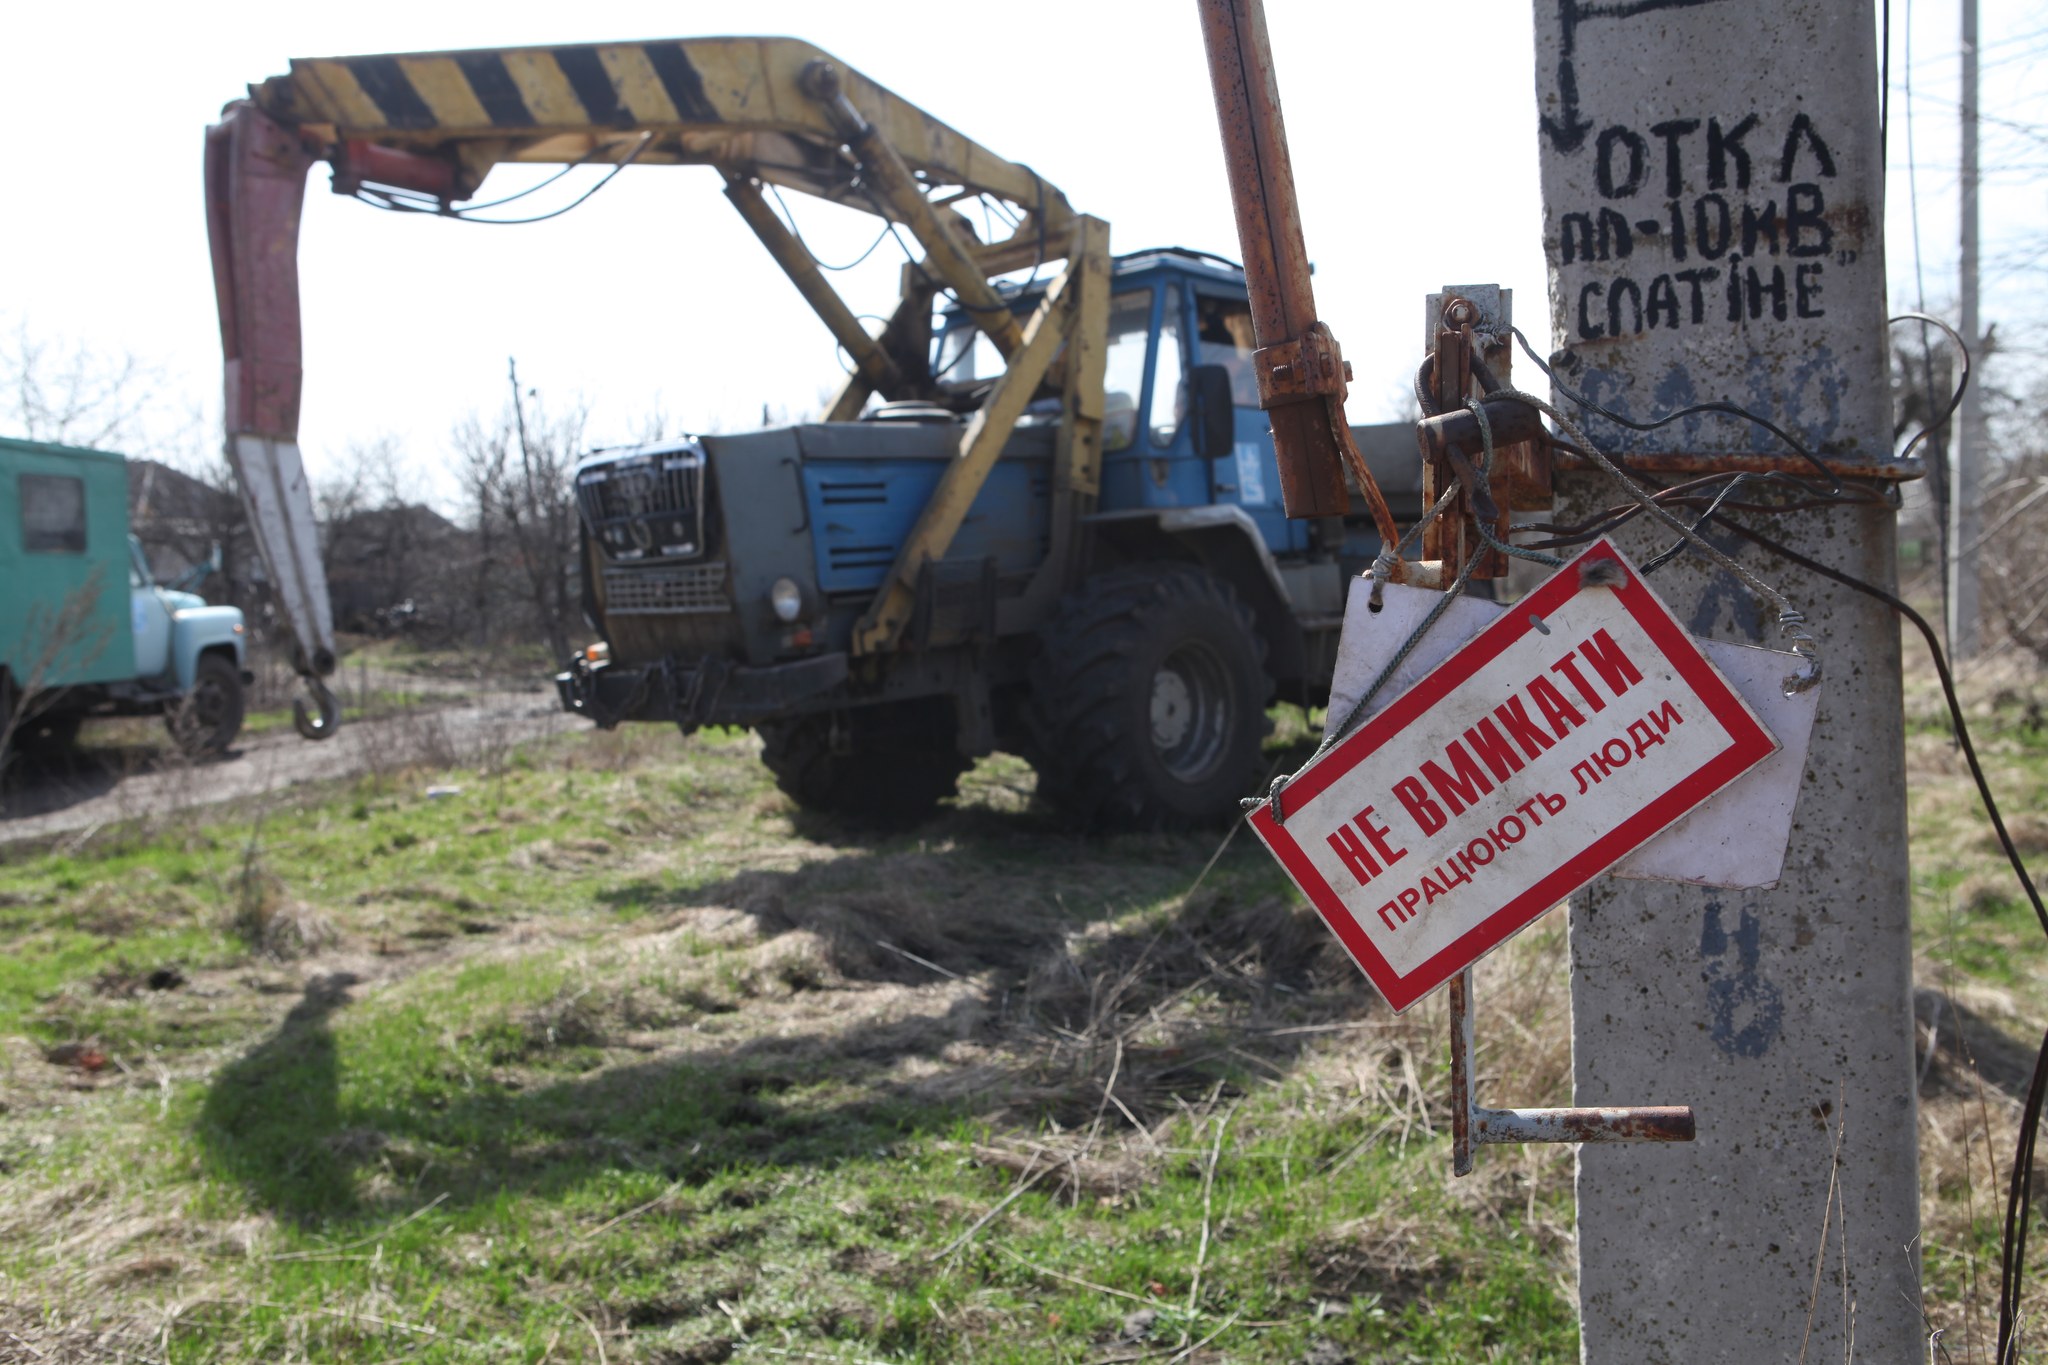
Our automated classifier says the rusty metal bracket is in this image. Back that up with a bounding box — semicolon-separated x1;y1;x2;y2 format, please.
1449;967;1695;1176
1414;288;1561;578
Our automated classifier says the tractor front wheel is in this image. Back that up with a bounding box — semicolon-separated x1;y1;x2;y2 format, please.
758;699;968;828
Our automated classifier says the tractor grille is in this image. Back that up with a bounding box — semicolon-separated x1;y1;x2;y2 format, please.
575;446;706;562
602;563;729;615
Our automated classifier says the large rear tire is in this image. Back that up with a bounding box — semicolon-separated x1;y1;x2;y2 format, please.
1028;566;1272;831
167;654;246;756
758;699;968;828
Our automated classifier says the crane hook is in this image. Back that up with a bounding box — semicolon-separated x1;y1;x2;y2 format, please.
292;677;342;741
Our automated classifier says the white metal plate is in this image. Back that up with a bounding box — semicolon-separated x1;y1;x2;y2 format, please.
1325;578;1819;890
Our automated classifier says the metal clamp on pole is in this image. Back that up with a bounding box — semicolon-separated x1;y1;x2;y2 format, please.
1252;321;1351;406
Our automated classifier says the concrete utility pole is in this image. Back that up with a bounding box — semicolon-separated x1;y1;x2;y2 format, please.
1532;1;1923;1358
1950;0;1984;659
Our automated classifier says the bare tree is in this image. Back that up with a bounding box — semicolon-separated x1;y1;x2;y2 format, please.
0;321;162;451
453;412;512;649
1978;367;2048;664
506;361;582;665
450;371;585;661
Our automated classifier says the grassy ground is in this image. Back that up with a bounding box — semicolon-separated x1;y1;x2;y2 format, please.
0;651;2040;1363
1903;656;2048;1360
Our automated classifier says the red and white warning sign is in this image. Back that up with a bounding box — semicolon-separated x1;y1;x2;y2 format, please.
1251;541;1778;1012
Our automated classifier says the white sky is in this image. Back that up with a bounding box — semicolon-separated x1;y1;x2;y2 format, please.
1;2;2041;509
1885;0;2048;355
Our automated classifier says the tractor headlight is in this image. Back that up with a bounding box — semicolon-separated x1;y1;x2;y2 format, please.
769;577;804;623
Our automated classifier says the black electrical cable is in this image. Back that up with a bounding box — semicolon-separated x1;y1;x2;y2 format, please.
860;171;1049;324
450;135;652;225
1494;311;1965;561
886;171;1050;387
354;134;655;226
1881;0;1892;170
1725;519;2047;1364
765;181;893;272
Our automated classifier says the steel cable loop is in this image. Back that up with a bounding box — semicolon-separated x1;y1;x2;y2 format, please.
1370;481;1460;608
1488;387;1821;695
1464;399;1565;570
1259;383;1820;826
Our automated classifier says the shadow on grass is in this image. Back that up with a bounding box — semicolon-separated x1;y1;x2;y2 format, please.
1916;985;2042;1103
194;802;1369;1229
198;970;363;1220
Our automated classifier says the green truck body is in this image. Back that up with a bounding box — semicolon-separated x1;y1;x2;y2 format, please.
0;437;135;687
1;437;250;753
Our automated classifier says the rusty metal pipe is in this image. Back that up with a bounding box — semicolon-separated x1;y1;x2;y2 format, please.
1196;0;1349;518
1451;955;1694;1176
1472;1105;1697;1145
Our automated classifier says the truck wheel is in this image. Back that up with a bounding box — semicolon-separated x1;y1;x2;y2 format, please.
167;654;246;755
1029;566;1272;831
758;701;968;827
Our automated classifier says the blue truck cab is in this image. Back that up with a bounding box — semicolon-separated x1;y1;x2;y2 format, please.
0;437;251;756
559;250;1422;827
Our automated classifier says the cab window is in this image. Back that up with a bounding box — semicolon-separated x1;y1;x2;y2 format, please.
1101;290;1151;451
20;473;86;554
1195;294;1260;407
932;287;1158;453
1147;282;1186;447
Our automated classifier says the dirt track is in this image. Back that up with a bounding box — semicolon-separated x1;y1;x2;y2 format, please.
0;689;571;847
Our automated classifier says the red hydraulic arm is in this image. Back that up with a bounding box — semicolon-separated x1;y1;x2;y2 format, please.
203;103;341;737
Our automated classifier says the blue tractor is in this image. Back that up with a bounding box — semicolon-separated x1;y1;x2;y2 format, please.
557;247;1421;826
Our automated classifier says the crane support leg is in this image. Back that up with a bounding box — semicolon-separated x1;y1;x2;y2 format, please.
851;244;1087;656
823;275;935;422
723;173;909;401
